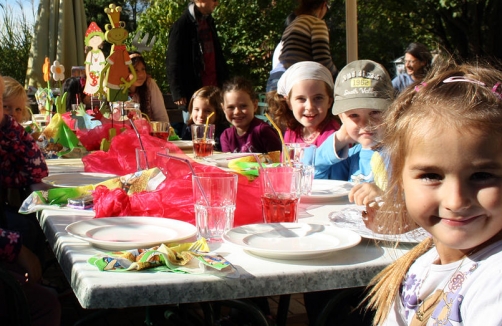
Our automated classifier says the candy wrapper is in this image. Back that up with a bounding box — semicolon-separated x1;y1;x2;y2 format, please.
88;238;239;278
19;168;165;214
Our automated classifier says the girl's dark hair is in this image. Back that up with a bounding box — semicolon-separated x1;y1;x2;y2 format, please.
63;76;86;111
405;42;433;74
221;76;257;101
187;86;226;126
296;0;326;15
129;51;152;118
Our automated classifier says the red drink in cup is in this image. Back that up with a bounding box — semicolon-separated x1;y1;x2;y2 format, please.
150;131;170;140
261;194;299;223
191;124;215;159
260;166;302;223
150;121;170;141
193;140;214;157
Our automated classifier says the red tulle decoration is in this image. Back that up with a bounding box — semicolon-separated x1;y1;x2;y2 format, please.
85;131;264;226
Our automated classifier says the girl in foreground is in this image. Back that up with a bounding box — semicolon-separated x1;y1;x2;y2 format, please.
220;77;282;153
181;86;229;151
268;61;340;146
367;62;502;325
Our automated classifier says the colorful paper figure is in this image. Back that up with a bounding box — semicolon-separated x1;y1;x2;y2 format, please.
98;4;136;102
84;22;106;96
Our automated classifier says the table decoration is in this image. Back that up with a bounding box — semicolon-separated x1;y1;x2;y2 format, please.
87;238;239;278
80;131;265;225
19;168;165;214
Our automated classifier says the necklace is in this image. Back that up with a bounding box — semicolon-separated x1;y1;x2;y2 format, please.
414;250;477;322
302;129;320;144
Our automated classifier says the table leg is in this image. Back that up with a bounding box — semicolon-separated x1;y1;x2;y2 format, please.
276;294;291;326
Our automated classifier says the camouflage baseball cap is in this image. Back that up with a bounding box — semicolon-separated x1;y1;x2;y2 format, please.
332;60;394;115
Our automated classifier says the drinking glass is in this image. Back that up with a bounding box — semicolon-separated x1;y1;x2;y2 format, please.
135;147;169;171
283;143;316;195
191;124;215;158
192;172;238;242
260;166;302;223
149;121;171;140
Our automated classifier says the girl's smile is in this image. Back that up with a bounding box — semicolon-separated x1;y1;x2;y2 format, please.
288;79;332;134
402;125;502;261
223;90;257;135
191;98;216;125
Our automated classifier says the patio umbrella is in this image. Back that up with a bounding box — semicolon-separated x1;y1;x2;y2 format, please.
25;0;87;88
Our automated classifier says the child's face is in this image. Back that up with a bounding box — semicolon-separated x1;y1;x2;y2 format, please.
287;79;333;131
132;62;147;88
3;96;26;123
222;90;257;134
402;127;502;259
339;108;383;148
191;98;216;125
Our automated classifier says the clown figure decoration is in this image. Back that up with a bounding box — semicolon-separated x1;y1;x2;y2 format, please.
98;4;136;102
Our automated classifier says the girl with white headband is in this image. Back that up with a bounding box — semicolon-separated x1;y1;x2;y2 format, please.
268;61;340;147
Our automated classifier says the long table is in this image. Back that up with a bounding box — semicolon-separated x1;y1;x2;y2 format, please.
38;199;410;311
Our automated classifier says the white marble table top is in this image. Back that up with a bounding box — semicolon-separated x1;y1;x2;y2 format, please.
39;197;411;309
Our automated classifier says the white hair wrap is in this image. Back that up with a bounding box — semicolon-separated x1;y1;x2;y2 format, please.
277;61;334;97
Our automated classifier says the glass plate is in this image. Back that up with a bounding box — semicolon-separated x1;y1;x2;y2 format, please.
329;208;429;243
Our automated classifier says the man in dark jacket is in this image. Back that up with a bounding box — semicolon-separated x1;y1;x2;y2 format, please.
166;0;229;110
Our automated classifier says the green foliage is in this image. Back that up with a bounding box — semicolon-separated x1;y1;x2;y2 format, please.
0;1;34;85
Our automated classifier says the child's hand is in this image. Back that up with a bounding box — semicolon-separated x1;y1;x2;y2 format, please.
334;124;353;151
349;183;383;206
17;245;42;283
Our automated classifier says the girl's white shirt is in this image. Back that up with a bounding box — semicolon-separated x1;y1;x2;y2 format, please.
382;240;502;326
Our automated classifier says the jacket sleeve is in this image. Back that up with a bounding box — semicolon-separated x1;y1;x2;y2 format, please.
314;133;349;179
166;20;184;102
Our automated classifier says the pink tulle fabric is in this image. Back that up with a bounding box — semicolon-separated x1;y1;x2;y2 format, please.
83;130;264;226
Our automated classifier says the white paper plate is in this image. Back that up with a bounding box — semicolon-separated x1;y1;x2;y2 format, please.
43;172;117;187
204;153;261;167
170;140;193;150
66;217;197;250
329;208;429;243
301;179;353;202
223;223;361;259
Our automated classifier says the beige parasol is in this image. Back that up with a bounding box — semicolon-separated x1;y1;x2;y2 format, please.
25;0;87;88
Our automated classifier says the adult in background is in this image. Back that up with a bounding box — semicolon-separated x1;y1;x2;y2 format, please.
129;52;170;123
392;42;432;94
166;0;229;122
279;0;337;81
265;12;296;92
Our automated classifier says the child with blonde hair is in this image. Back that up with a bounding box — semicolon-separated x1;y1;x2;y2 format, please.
315;60;394;205
367;61;502;325
181;86;229;151
2;76;29;123
268;61;340;146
